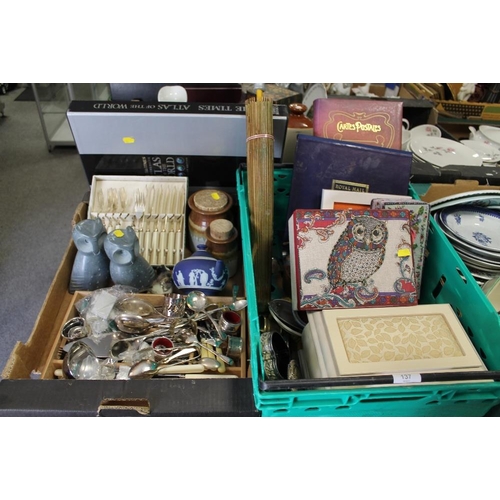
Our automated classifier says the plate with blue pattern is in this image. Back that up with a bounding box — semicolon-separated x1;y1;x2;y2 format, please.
439;206;500;253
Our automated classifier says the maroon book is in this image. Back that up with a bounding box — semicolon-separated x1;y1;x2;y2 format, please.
313;98;403;149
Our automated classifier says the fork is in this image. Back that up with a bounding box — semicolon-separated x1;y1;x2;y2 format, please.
134;189;145;219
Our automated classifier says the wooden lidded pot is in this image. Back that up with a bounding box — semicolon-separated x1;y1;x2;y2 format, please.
187;189;233;253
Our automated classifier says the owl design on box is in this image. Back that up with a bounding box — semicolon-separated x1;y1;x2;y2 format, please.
327;215;388;288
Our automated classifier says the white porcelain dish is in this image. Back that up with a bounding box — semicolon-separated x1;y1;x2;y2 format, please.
409;124;441;138
469;126;500;150
460;140;500;163
410;136;483;168
436;216;500;262
452;235;500;263
302;83;327;113
455;250;500;272
429;190;500;212
439;206;500;253
479;125;500;145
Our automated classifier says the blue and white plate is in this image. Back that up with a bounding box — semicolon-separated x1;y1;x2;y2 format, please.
439;207;500;253
429;190;500;213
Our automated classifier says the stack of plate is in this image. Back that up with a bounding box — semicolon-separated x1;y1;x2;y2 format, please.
430;190;500;286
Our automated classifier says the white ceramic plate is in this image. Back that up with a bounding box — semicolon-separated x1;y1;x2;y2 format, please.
434;212;500;265
429;190;500;212
302;83;327;113
455;250;500;272
448;234;500;266
436;215;500;262
479;125;500;145
470;269;499;282
439;206;500;252
460;140;500;163
409;124;441;138
410;136;483;168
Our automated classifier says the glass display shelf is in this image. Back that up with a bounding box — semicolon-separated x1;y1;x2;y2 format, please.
32;83;110;152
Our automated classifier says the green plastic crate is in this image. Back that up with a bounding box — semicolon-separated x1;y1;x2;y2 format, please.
237;165;500;417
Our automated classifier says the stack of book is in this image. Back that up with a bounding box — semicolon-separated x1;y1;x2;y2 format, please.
283;96;445;380
286;96;430;311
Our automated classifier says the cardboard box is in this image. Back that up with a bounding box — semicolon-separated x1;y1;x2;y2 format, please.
0;203;258;416
44;291;247;380
414;179;500;204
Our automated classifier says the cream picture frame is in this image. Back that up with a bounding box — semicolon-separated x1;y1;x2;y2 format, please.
316;304;486;376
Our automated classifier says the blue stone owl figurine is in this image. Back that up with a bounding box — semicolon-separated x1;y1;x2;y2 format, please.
69;218;110;293
104;226;156;292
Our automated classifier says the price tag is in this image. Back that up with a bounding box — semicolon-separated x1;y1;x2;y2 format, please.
397;248;411;258
392;373;422;384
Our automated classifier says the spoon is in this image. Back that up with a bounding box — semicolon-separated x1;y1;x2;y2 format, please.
128;349;217;379
115;296;166;319
190;298;248;321
151;357;221;376
62;341;102;379
115;313;191;338
185;290;208;314
185;334;234;366
115;313;159;334
128;347;196;379
185;291;226;340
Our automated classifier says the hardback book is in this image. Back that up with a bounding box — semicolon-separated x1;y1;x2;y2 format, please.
288;208;418;311
371;199;431;298
313;97;403;149
286;134;413;231
321;189;411;210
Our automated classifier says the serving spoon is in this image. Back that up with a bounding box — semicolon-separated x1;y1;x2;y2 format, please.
115;296;166;318
128;351;219;379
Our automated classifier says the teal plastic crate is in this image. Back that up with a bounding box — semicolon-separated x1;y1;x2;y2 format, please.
237;165;500;417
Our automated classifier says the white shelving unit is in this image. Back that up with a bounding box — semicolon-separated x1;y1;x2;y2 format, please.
32;83;110;152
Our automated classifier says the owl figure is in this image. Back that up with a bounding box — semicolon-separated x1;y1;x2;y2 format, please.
327;215;388;288
104;226;156;292
69;218;110;293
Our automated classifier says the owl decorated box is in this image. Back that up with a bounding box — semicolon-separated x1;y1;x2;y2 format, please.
370;199;430;299
288;209;418;311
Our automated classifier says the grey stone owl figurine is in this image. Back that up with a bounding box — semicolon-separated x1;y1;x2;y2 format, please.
69;218;110;293
104;226;156;292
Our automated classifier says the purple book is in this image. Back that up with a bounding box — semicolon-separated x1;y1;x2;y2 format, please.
286;134;413;236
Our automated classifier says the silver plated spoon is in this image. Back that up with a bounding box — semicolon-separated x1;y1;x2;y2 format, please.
185;334;234;366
